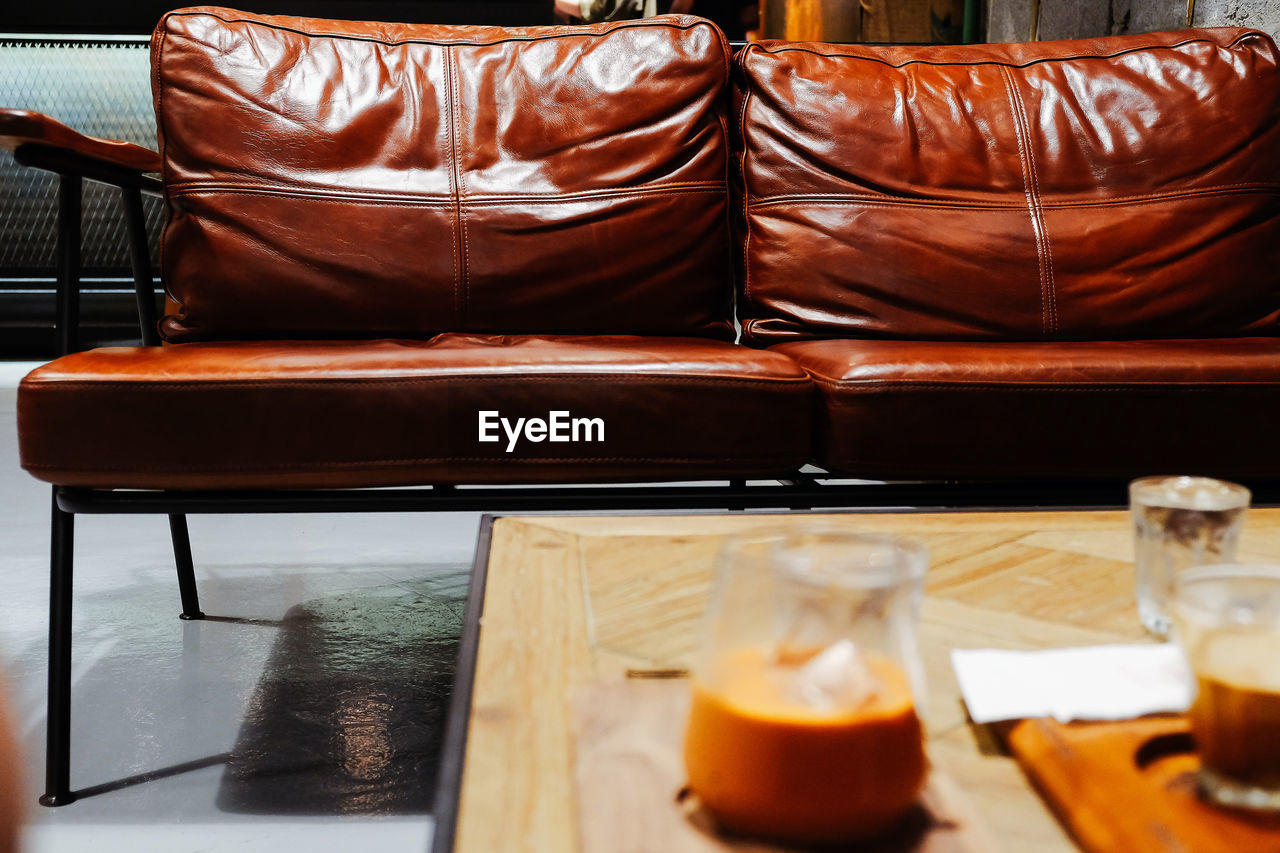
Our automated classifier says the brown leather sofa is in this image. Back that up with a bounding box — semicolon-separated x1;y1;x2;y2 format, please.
4;7;1278;805
13;12;1280;493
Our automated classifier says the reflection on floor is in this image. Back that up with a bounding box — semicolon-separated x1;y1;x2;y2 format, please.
219;585;462;816
0;361;482;852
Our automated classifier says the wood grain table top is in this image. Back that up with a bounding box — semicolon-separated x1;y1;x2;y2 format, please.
437;508;1280;853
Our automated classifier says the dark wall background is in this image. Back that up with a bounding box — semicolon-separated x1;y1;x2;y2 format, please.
6;1;553;33
5;0;752;36
2;0;747;37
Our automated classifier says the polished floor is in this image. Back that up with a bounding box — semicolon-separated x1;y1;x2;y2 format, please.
0;361;483;852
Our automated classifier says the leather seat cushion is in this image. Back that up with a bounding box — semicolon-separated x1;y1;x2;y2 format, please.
772;338;1280;480
19;335;813;489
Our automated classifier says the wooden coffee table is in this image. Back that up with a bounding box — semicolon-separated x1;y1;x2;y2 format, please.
431;509;1280;853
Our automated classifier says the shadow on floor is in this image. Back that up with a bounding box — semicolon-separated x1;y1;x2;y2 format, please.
214;583;462;815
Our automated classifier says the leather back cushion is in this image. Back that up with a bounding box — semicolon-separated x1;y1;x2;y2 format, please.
736;29;1280;343
153;7;733;341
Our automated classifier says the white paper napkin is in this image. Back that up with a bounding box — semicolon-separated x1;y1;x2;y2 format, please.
950;644;1194;724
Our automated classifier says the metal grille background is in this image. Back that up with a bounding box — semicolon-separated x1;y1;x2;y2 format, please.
0;36;162;276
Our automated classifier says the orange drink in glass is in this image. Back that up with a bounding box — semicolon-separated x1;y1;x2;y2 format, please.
683;529;928;843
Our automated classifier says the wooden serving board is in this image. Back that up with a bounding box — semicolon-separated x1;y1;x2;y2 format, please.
571;679;993;853
1007;716;1280;853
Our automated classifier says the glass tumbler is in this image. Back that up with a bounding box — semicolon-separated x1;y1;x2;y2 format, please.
682;528;929;844
1130;476;1250;637
1173;564;1280;812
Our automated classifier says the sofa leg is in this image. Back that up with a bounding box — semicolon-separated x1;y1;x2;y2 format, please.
169;515;204;620
727;479;746;512
41;488;76;806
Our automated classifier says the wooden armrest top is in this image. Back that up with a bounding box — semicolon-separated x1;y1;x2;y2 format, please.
0;108;161;173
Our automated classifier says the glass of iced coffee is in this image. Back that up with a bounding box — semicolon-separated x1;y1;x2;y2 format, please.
1173;564;1280;812
683;528;928;843
1130;476;1250;637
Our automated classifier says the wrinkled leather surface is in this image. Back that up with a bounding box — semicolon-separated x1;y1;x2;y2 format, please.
19;336;813;488
737;29;1280;343
0;109;161;172
153;8;733;342
775;338;1280;478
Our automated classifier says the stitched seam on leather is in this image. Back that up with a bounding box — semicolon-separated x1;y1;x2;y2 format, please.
165;11;724;49
153;22;168;182
1007;71;1046;337
713;40;733;326
454;182;724;200
169;190;456;208
753;198;1027;212
463;189;724;206
154;19;178;324
449;46;471;329
1000;67;1051;338
1007;76;1059;335
22;375;815;389
752;195;1026;210
443;47;463;329
738;61;755;306
810;378;1280;391
24;454;805;473
1039;187;1280;208
748;33;1260;68
165;185;727;208
167;181;724;198
748;185;1280;211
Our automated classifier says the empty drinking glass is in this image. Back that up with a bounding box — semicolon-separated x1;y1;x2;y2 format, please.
1130;476;1249;637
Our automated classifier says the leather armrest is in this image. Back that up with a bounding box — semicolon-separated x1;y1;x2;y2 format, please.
0;109;160;173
